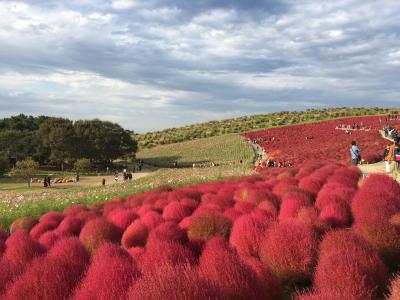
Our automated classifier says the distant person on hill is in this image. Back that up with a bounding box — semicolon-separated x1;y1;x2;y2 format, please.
385;142;396;173
102;178;106;186
43;176;48;188
47;176;51;187
350;141;361;166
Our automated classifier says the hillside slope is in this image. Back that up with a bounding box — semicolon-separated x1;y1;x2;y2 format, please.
136;107;400;149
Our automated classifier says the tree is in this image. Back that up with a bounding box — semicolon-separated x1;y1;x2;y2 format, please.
74;119;137;164
0;156;11;176
0;130;39;163
74;158;92;173
12;159;39;187
37;118;75;170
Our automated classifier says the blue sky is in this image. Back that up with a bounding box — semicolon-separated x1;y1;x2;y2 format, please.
0;0;399;132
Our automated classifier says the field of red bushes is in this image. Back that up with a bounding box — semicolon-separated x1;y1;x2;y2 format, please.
0;162;399;299
244;115;400;166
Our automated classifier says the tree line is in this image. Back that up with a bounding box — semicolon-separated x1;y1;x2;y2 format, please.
0;114;137;175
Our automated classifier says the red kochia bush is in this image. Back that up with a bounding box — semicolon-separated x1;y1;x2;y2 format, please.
146;222;187;248
5;237;89;300
229;215;268;257
388;275;400;300
39;211;64;224
38;231;60;249
30;221;59;240
319;230;388;291
187;213;232;242
319;202;351;228
298;176;324;196
163;202;192;223
73;243;139;300
128;263;222;300
55;216;83;236
79;218;121;254
315;183;356;210
199;237;268;300
9;216;38;234
0;231;44;294
241;256;283;300
279;191;312;220
106;208;138;231
327;167;361;189
139;240;196;272
259;220;318;283
294;292;340;300
140;211;163;230
121;219;148;249
314;251;379;300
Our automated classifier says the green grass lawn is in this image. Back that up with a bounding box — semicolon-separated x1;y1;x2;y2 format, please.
137;134;254;168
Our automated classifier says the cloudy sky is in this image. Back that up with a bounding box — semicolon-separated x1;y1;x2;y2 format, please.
0;0;399;132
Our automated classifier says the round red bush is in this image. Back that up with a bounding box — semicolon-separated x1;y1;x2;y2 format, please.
39;211;64;224
279;191;312;220
314;250;379;300
79;218;121;254
73;242;139;300
38;231;59;249
139;240;196;272
388;275;400;300
199;237;268;300
163;202;192;223
146;221;187;248
140;211;163;230
55;216;83;236
121;219;148;249
259;220;318;283
128;263;222;300
106;208;138;231
229;214;268;257
298;176;324;197
187;213;232;242
5;237;89;300
319;202;351;228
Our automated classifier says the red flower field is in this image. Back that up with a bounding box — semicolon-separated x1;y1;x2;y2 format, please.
1;161;399;299
244;115;400;166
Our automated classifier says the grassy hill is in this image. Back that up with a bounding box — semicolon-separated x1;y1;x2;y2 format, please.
137;134;254;168
136;107;400;149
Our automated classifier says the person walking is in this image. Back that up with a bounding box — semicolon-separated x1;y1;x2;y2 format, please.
385;142;396;173
350;141;361;166
383;144;392;173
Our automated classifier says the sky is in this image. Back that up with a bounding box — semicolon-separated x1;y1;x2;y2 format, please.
0;0;399;133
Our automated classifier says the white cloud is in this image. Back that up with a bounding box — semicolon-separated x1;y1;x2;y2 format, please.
111;0;137;10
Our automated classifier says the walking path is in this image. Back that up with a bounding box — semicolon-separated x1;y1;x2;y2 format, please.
247;139;266;166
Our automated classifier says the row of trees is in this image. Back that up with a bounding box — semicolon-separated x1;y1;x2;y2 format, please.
0;115;137;173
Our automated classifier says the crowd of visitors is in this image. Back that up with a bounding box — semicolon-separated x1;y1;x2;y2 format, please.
383;125;399;142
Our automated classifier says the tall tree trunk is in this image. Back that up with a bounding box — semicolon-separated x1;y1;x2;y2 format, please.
61;161;64;171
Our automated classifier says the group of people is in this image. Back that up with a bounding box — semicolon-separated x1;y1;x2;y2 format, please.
383;126;399;142
257;159;293;168
336;123;372;134
43;176;51;188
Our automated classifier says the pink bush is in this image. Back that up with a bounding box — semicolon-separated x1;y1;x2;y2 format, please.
38;231;60;249
5;237;88;300
79;218;121;254
315;184;356;210
259;220;318;283
298;176;324;196
55;216;83;236
128;263;222;300
63;204;88;216
314;250;379;300
39;211;64;224
140;240;196;272
388;275;400;300
106;208;138;231
30;221;59;240
121;219;148;249
279;191;312;220
163;202;192;223
73;243;138;300
178;216;193;230
319;230;388;291
258;200;278;216
223;208;243;221
137;204;156;217
146;222;187;248
140;211;163;230
229;215;268;257
234;201;256;214
319;202;351;228
199;237;268;300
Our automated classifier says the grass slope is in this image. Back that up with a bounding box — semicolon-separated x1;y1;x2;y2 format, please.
137;134;254;167
136;107;400;149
